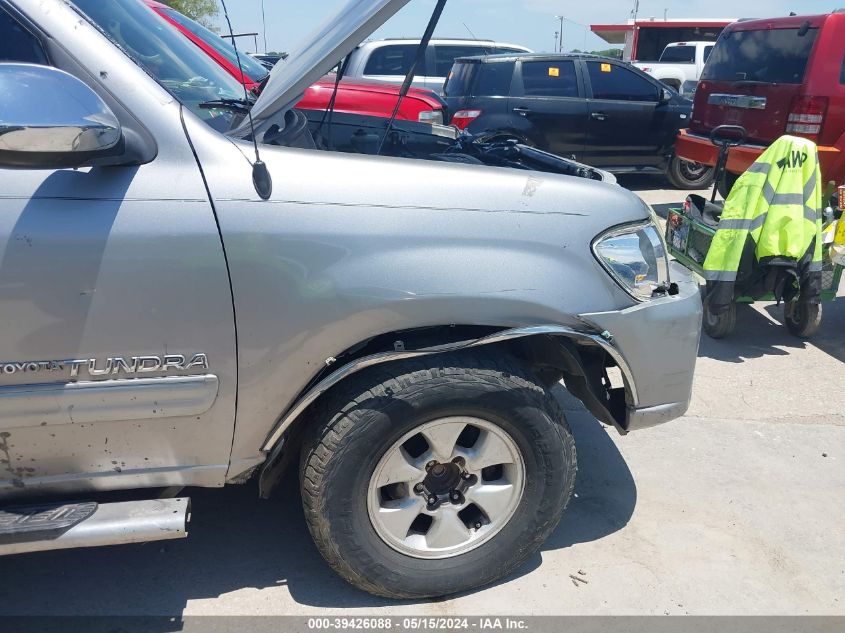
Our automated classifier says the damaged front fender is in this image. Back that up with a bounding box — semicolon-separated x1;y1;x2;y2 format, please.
257;324;638;497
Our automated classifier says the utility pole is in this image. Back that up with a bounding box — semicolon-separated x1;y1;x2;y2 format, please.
631;0;639;20
260;0;268;52
555;15;564;53
554;31;559;52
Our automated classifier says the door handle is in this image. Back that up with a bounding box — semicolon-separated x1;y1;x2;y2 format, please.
591;112;607;121
513;107;531;116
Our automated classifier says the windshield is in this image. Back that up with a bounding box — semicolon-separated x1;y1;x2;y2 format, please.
71;0;247;132
159;6;270;83
701;27;819;84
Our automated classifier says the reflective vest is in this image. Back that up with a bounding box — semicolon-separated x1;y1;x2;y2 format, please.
703;135;823;311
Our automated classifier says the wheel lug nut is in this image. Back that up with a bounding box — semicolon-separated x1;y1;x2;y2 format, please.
449;491;461;502
428;495;438;506
461;472;471;480
474;522;482;530
426;461;437;470
414;483;424;493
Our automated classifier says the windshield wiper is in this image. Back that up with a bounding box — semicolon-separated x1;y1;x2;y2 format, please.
199;98;253;114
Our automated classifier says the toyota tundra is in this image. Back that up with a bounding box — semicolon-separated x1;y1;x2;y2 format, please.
0;0;702;599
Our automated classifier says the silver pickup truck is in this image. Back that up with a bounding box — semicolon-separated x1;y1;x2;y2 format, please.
0;0;702;599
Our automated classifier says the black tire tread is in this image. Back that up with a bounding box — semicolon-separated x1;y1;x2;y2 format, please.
784;301;822;338
667;155;715;190
299;352;576;599
703;296;736;339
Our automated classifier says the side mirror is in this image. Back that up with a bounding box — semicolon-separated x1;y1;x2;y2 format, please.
0;63;122;169
659;87;673;104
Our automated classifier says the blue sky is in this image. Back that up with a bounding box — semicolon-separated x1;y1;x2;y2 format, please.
214;1;837;55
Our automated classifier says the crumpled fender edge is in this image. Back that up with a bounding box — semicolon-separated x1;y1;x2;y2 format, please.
259;324;638;454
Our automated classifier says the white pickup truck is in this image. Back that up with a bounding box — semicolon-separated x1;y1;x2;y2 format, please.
634;41;715;95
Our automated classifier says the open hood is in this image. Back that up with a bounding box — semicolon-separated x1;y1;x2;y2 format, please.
231;0;412;137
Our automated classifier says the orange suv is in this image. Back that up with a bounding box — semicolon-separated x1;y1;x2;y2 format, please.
675;12;845;195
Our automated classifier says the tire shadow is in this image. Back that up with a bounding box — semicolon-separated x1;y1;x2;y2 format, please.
0;388;636;616
764;298;845;365
542;386;637;550
698;299;845;364
412;386;637;599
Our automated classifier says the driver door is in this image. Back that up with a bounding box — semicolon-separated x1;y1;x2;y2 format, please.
0;3;237;497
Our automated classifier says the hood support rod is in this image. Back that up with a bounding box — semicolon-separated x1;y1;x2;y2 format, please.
376;0;448;155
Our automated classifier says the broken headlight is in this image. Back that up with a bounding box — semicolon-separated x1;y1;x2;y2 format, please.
593;221;670;301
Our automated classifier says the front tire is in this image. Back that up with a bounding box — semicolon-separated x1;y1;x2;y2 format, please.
784;300;822;338
716;171;740;199
667;155;715;189
703;294;736;339
299;353;576;599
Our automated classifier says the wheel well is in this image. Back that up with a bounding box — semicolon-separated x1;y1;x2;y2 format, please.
498;334;629;429
257;326;630;498
662;78;682;91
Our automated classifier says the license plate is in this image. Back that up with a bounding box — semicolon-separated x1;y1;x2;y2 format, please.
707;94;767;110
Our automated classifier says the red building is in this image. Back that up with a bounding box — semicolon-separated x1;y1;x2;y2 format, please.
591;18;735;62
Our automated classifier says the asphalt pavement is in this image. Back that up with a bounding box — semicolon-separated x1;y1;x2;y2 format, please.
0;175;842;617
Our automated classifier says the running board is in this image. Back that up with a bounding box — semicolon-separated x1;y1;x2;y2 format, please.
0;497;190;555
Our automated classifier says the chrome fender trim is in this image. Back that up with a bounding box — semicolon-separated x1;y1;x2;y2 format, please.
261;325;637;451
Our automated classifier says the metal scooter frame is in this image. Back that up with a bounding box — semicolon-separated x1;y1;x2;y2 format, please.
665;126;842;338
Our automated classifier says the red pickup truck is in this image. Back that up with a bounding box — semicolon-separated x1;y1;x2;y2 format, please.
147;0;447;125
676;12;845;195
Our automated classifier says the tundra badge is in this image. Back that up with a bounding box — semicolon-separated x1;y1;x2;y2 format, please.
0;354;209;378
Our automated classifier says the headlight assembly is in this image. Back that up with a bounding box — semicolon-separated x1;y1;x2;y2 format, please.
593;221;670;301
418;110;445;125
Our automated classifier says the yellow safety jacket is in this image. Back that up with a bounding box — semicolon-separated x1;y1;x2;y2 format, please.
703;135;823;312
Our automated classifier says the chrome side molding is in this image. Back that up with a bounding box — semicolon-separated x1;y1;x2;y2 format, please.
0;375;219;428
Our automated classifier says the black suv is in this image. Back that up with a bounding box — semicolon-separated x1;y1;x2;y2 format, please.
443;53;712;189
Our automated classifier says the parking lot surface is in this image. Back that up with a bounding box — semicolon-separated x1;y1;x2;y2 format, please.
0;178;842;617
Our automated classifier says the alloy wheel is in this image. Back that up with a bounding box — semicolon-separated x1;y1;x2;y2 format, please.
367;417;525;559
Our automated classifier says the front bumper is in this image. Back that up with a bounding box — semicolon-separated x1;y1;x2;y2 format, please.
676;129;765;174
580;261;703;432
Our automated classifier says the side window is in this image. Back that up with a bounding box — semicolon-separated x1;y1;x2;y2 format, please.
475;63;514;96
443;62;475;96
587;62;658;102
521;60;578;98
704;46;714;63
0;7;48;64
433;45;484;77
364;44;424;76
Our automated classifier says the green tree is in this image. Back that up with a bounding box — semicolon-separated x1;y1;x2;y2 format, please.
161;0;218;29
568;48;622;59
